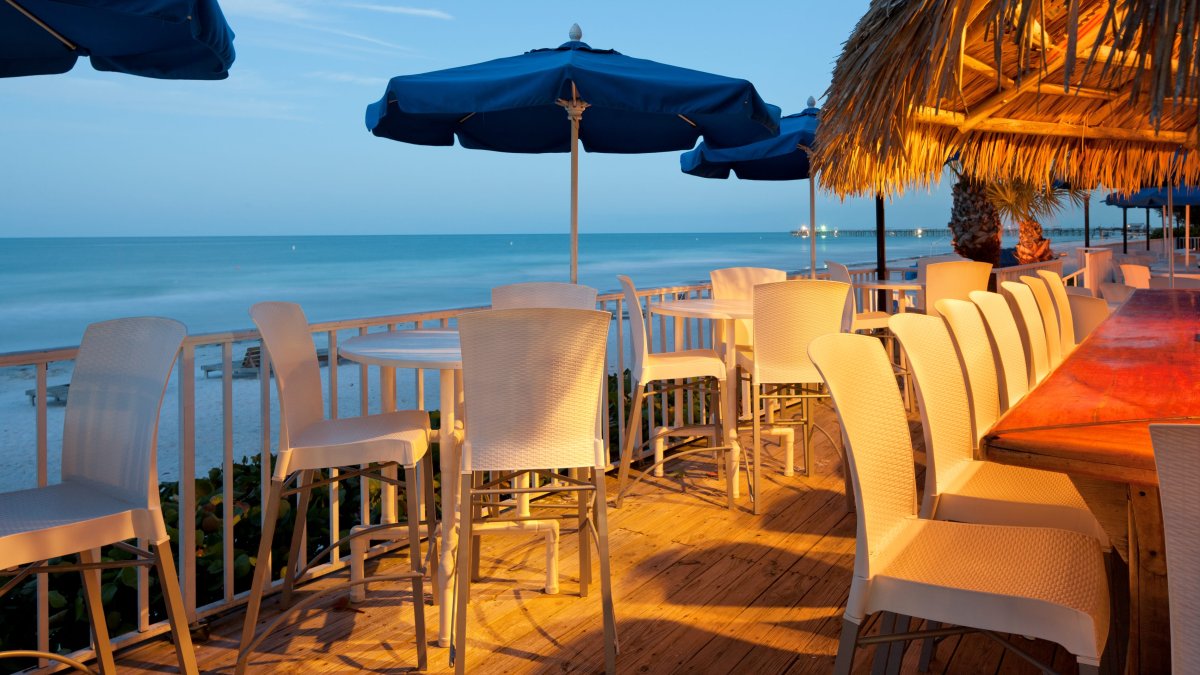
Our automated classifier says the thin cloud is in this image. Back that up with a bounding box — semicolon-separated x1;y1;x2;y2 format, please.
306;71;386;87
344;3;453;20
220;0;316;22
314;26;414;51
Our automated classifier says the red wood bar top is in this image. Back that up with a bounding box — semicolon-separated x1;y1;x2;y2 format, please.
983;289;1200;486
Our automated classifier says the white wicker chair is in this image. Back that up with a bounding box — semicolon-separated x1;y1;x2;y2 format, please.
915;260;992;317
238;302;432;674
969;290;1031;412
0;318;195;675
1021;275;1065;368
740;280;849;509
1150;424;1200;675
1100;281;1135;306
1000;281;1051;386
615;276;733;509
454;308;617;675
709;266;786;349
1119;263;1151;289
1036;270;1077;351
826;260;890;332
491;281;598;309
808;332;1109;675
1067;293;1111;342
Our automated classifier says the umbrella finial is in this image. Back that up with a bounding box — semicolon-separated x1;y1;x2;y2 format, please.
569;23;582;41
807;96;817;108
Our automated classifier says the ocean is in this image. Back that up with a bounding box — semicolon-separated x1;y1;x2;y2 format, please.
0;232;958;353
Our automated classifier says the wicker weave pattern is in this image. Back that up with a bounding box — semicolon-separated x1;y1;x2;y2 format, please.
249;303;326;445
999;282;1050;386
1151;424;1200;675
826;261;890;331
617;276;649;380
459;308;609;472
881;518;1109;659
711;266;786;347
969;290;1030;411
1066;293;1110;342
1021;276;1064;368
61;317;186;511
808;333;917;577
936;299;1000;443
752;280;849;384
889;314;974;499
1037;271;1076;351
922;261;992;318
491;282;598;310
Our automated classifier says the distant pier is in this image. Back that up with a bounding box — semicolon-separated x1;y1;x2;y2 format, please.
798;226;1147;239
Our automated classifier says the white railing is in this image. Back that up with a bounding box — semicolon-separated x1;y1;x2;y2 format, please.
0;261;906;666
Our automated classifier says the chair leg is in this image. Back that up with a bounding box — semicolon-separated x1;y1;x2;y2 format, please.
79;548;117;674
280;469;314;608
918;620;941;672
1078;663;1100;675
578;467;592;597
614;386;646;508
470;471;483;583
750;382;762;515
151;540;199;675
801;393;813;477
238;476;285;672
453;473;474;675
871;612;897;675
422;452;439;606
833;617;860;675
592;470;618;675
404;464;428;672
885;615;909;675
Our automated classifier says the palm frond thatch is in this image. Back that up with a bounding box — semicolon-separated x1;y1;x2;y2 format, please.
816;0;1200;197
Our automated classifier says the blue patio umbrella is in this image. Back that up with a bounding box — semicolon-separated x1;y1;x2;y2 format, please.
1106;187;1200;271
681;101;822;277
1;0;235;79
366;25;780;283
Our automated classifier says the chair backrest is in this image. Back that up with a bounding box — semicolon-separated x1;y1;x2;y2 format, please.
491;281;598;310
710;266;786;345
825;260;859;331
459;308;610;472
1120;263;1151;289
1150;276;1200;289
923;260;992;317
935;299;1000;444
1100;281;1135;304
916;254;966;283
1000;281;1051;386
61;317;186;513
1067;293;1110;343
751;279;849;385
249;302;325;465
1150;424;1200;675
1037;270;1076;351
617;275;649;382
809;333;918;593
889;313;976;517
969;290;1030;411
1021;275;1064;368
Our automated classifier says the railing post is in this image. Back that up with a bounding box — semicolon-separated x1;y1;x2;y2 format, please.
177;343;198;621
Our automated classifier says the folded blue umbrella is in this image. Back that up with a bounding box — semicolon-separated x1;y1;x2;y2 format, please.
365;26;780;282
1103;187;1200;208
1;0;235;79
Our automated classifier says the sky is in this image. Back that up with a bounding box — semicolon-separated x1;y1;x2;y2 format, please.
0;0;1118;237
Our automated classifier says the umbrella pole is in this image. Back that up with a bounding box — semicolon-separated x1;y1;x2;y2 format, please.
561;85;588;284
1123;208;1128;254
875;195;887;310
809;177;817;279
1187;205;1191;268
1146;207;1152;251
1084;197;1091;247
1167;187;1175;287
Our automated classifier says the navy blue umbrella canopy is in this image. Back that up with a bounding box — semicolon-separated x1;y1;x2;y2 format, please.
365;25;780;282
1;0;235;79
680;103;825;277
1104;187;1200;207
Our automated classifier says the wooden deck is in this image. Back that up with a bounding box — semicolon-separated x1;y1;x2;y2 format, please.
119;404;1085;674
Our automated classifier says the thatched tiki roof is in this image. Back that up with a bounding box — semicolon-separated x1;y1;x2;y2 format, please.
816;0;1200;197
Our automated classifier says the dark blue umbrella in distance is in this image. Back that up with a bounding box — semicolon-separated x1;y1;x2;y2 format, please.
1;0;235;79
366;24;780;283
681;100;822;277
1105;187;1200;272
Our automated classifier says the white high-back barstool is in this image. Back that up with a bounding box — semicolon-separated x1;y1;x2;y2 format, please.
709;266;786;348
1067;293;1111;341
0;318;195;674
969;290;1031;411
238;302;432;674
1150;424;1200;675
1021;274;1065;368
1120;263;1151;289
454;308;617;675
615;276;733;508
1036;270;1077;351
491;281;598;309
809;332;1109;675
826;260;890;332
1000;280;1052;386
920;260;992;317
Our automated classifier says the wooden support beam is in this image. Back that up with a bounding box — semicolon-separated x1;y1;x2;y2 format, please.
916;106;1192;144
963;54;1013;87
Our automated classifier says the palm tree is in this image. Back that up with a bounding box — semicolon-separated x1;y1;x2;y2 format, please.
946;165;1002;265
986;181;1089;264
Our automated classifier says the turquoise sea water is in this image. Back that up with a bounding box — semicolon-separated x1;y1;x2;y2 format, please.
0;232;959;353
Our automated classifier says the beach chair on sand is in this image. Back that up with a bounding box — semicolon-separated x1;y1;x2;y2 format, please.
201;346;261;378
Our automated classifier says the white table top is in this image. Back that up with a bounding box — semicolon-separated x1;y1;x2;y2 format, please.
647;297;753;320
339;329;461;370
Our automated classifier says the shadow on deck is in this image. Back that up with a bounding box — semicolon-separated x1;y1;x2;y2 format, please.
119;403;1079;674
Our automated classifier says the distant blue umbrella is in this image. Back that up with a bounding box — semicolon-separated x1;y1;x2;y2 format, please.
1106;187;1200;272
366;24;780;283
1;0;235;79
681;102;823;277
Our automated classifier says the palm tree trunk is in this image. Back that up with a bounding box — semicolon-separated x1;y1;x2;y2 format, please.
1016;218;1054;264
948;175;1001;265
